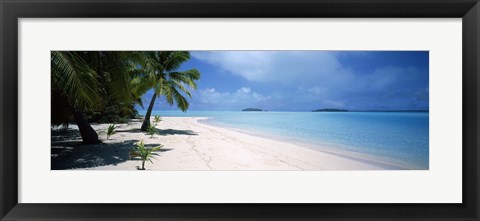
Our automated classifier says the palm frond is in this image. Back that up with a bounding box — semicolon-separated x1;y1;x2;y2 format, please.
168;80;192;98
103;52;136;103
107;124;116;139
163;51;190;71
168;69;200;89
168;85;189;111
130;141;162;169
51;51;99;108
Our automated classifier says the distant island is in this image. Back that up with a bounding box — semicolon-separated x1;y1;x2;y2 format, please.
242;108;264;111
312;108;348;112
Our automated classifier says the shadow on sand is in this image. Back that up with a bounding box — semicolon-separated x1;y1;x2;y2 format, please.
52;139;135;170
52;140;173;170
51;128;83;147
51;129;173;170
157;129;198;136
116;128;198;136
51;126;190;170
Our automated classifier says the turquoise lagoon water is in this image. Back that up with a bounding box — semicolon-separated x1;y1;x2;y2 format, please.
139;110;429;169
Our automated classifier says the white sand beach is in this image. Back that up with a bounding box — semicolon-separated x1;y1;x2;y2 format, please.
51;117;404;170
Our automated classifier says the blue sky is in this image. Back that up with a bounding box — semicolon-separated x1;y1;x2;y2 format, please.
137;51;429;112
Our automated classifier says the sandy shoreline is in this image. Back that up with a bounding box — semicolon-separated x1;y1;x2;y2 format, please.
51;117;405;170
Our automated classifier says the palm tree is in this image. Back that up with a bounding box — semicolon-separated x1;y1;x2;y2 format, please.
51;51;146;144
134;51;200;131
52;51;101;144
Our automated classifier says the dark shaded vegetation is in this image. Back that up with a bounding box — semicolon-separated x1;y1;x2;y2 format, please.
85;103;139;124
51;51;200;143
51;51;147;143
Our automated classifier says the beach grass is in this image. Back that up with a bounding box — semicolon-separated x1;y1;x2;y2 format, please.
130;141;162;170
106;124;116;140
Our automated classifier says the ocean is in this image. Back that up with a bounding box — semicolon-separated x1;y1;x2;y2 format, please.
139;110;429;169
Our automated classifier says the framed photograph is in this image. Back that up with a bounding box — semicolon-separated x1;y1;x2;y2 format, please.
1;0;479;220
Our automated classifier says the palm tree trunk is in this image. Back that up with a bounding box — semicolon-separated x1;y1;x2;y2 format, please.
141;161;146;170
72;109;100;144
141;92;157;131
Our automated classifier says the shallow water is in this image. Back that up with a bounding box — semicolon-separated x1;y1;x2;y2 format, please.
140;110;429;169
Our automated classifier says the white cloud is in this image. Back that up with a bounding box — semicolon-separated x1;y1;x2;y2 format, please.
190;51;428;110
191;51;354;85
197;87;227;104
238;87;251;94
192;51;274;81
196;86;270;109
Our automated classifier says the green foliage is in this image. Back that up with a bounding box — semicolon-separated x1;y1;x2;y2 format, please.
156;67;201;112
154;115;162;123
147;124;157;138
136;51;201;131
51;51;99;109
130;141;162;170
51;90;73;128
106;124;116;140
51;51;147;128
85;103;138;124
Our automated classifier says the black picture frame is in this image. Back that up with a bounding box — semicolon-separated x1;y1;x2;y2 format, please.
1;0;479;220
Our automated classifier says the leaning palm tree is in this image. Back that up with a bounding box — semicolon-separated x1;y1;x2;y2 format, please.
51;51;147;144
51;51;101;144
134;51;200;131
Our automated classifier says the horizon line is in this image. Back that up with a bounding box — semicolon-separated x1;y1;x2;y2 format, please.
136;109;429;112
